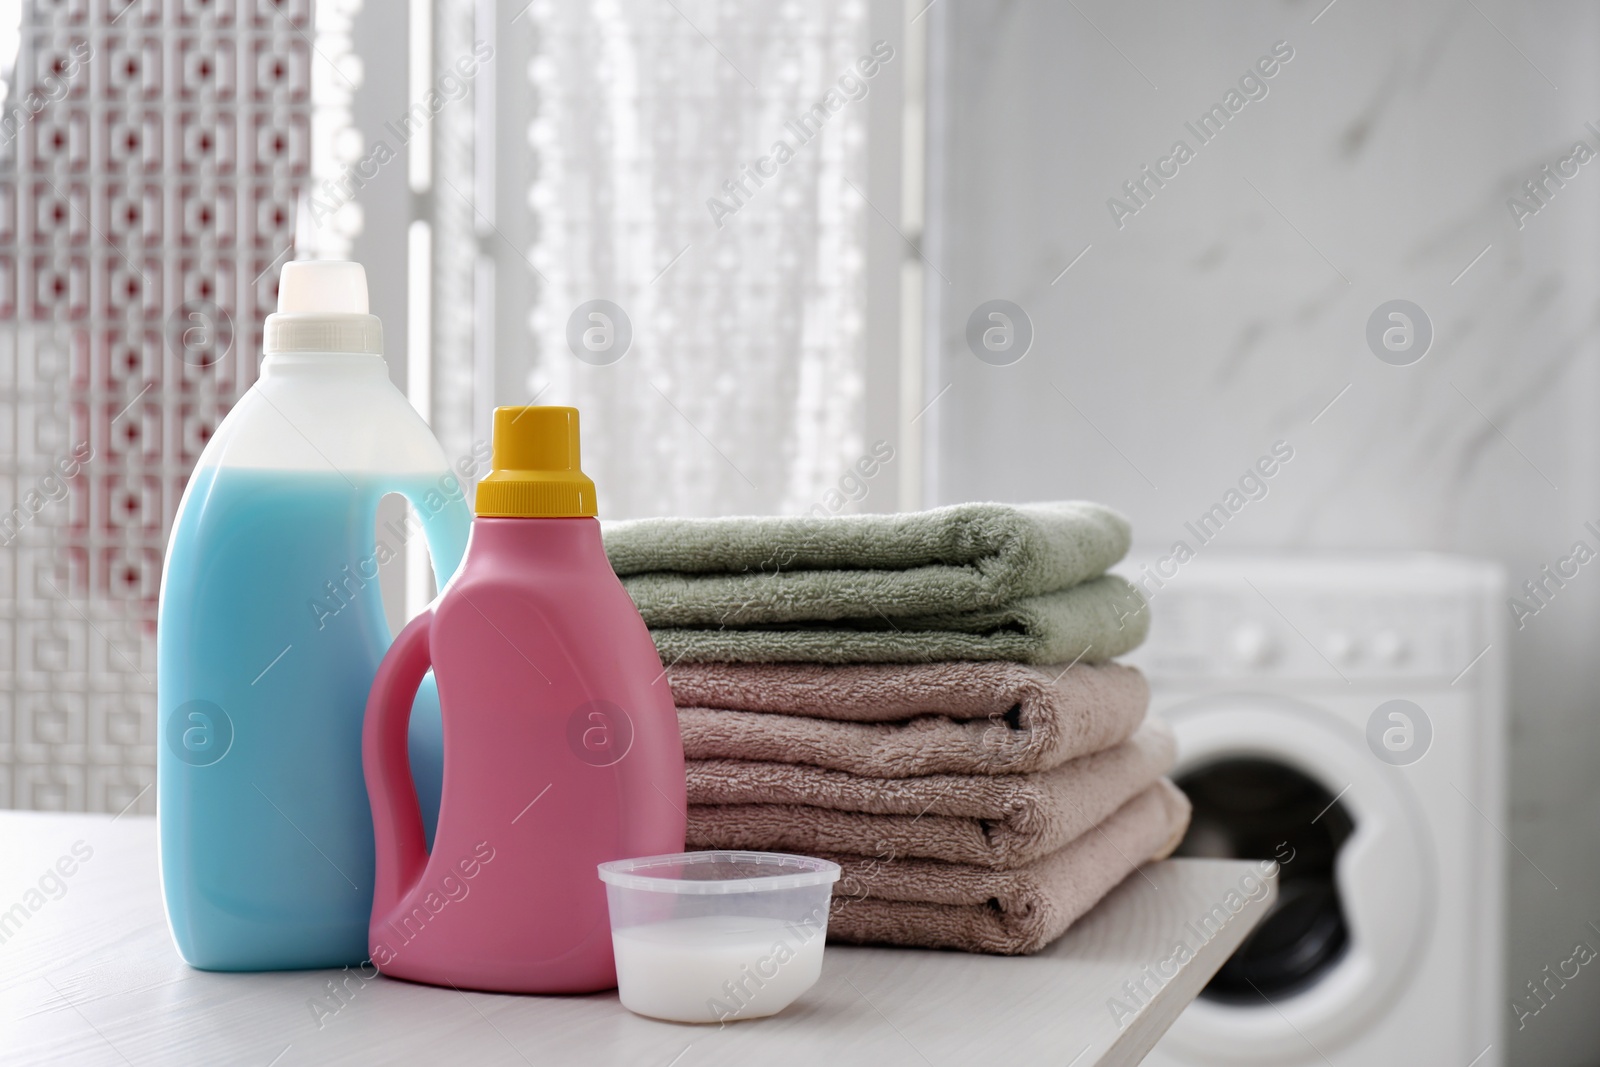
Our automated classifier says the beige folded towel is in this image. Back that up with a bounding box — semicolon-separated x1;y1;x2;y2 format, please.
826;780;1191;955
685;721;1175;868
671;661;1149;777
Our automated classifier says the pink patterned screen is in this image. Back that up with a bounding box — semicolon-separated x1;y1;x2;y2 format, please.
0;0;311;812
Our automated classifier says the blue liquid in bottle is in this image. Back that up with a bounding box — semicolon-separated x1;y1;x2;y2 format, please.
158;467;468;970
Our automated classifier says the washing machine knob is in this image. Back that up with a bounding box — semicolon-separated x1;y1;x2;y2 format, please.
1230;622;1276;667
1372;629;1409;665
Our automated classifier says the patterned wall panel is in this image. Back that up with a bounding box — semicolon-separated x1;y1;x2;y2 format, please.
0;0;312;813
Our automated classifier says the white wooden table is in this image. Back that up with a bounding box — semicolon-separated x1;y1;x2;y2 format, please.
0;812;1272;1066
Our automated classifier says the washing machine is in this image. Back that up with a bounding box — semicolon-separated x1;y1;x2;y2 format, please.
1118;553;1506;1066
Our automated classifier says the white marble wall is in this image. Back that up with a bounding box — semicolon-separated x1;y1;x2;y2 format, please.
926;2;1600;1063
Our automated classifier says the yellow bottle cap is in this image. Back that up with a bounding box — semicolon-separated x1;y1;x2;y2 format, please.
474;406;598;518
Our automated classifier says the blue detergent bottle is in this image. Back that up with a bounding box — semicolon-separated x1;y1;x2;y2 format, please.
157;261;470;970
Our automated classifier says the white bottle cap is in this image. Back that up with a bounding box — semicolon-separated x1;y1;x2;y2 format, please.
277;260;370;314
264;260;383;356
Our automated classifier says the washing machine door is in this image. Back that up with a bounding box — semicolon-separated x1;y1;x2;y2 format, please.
1155;693;1434;1063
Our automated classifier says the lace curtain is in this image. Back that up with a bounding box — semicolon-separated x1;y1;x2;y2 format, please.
515;0;870;518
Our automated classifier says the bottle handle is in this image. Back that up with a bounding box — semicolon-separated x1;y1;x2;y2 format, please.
363;608;435;920
390;478;471;847
399;476;471;595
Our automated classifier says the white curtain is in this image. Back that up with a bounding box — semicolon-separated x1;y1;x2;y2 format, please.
516;0;871;518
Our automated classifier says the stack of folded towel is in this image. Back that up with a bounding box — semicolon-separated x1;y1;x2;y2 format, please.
604;502;1190;955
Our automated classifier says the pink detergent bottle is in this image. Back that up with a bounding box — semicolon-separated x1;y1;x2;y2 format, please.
362;405;686;993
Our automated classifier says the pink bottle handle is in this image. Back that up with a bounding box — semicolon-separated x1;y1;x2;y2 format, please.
363;609;434;920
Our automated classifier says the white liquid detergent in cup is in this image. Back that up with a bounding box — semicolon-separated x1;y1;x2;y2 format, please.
598;851;842;1023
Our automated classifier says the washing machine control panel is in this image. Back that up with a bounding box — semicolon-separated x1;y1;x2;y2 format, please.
1121;560;1497;684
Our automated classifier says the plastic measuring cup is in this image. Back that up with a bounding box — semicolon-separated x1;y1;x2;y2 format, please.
598;851;842;1023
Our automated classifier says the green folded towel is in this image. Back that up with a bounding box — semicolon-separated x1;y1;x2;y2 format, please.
603;501;1132;627
650;575;1148;665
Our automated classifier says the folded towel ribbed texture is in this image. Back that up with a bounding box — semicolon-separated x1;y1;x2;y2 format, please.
648;577;1147;665
672;661;1149;776
609;501;1186;956
827;781;1191;955
686;722;1175;867
605;501;1133;621
605;503;1148;665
